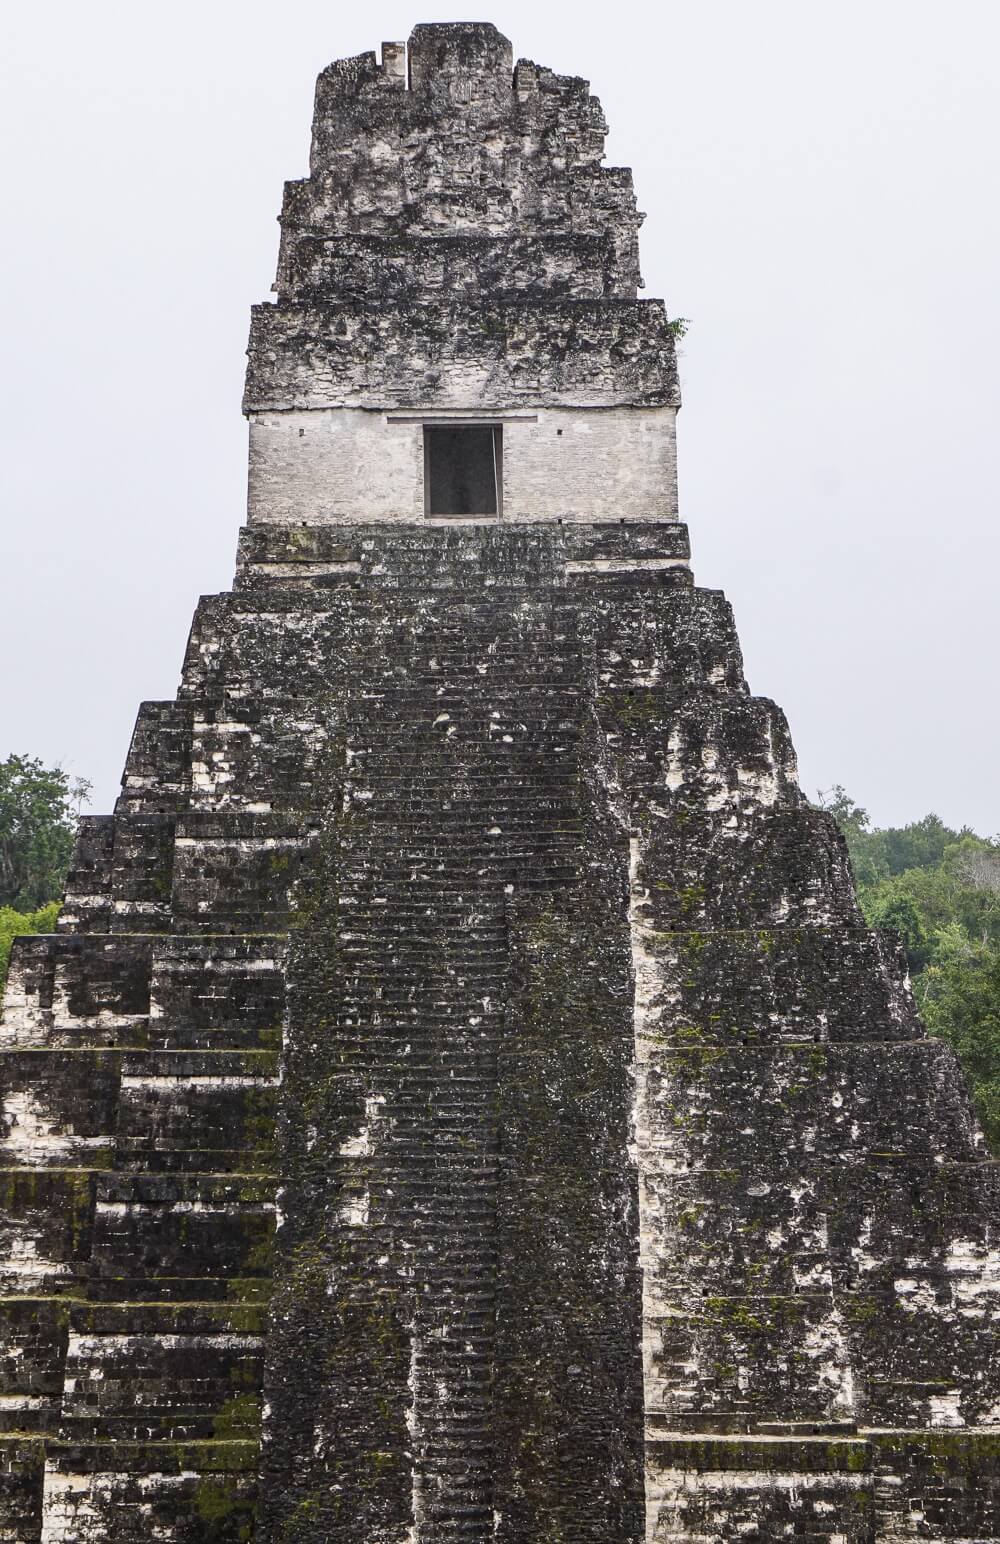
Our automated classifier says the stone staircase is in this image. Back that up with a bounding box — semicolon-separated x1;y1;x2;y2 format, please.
258;595;627;1540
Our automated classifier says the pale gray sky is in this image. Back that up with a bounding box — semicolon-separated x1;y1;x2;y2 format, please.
2;1;998;832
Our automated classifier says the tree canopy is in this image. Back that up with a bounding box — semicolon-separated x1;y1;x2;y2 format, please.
0;754;89;912
818;786;1000;1149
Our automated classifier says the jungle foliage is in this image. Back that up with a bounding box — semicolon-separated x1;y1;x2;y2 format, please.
0;754;89;992
0;754;89;911
819;787;1000;1149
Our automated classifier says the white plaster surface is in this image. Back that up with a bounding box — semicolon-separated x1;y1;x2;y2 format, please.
0;1090;110;1165
40;1468;202;1544
248;406;678;524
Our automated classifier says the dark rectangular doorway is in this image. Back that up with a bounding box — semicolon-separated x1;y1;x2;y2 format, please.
424;425;502;517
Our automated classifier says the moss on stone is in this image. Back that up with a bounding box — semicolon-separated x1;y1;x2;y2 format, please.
212;1393;262;1440
193;1474;255;1542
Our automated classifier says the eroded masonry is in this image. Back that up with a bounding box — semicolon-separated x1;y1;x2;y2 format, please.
2;22;999;1543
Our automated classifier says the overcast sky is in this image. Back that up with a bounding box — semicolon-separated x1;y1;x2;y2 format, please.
2;1;998;833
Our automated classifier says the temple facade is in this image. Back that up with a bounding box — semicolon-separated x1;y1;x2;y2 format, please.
1;23;999;1542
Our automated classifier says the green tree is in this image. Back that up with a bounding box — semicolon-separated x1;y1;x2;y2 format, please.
0;755;89;910
866;889;931;972
819;785;1000;1151
881;812;963;876
920;927;1000;1150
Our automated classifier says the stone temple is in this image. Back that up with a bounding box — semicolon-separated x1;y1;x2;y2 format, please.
2;21;999;1543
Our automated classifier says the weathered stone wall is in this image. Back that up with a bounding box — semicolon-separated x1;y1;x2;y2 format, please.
286;26;639;304
244;301;679;416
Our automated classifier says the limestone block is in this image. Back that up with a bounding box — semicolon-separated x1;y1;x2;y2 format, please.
87;1174;275;1288
0;1053;121;1171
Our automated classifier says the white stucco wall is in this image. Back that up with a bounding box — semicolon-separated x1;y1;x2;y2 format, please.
247;405;679;524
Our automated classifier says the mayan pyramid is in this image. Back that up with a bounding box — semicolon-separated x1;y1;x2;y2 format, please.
2;21;999;1543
